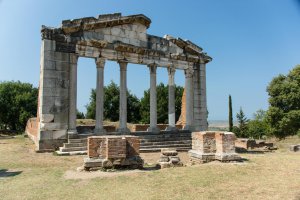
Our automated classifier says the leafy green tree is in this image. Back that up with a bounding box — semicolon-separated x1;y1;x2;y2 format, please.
0;81;38;131
247;109;270;139
140;83;183;124
233;107;249;138
76;109;85;119
229;95;233;132
266;65;300;138
86;81;141;123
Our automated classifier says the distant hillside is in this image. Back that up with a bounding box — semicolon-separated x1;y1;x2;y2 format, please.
208;120;237;128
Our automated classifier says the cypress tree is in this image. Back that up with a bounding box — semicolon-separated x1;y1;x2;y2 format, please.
229;95;233;132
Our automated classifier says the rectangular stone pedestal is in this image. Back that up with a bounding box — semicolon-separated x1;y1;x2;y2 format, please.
84;135;143;170
189;131;241;163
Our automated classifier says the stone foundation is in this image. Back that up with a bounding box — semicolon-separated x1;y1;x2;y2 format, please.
189;131;241;163
158;148;183;168
84;135;143;170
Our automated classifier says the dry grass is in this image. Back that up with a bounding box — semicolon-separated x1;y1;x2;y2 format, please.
0;135;299;200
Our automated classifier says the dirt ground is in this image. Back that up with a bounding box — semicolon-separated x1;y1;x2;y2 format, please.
0;135;299;200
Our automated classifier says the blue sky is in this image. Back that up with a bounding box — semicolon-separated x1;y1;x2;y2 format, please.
0;0;299;120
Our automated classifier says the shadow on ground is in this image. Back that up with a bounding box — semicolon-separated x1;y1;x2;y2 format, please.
0;169;22;178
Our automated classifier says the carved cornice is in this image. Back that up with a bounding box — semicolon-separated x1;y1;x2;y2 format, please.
61;13;151;34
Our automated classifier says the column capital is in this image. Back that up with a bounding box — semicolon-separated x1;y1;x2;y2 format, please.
95;58;105;68
184;67;194;78
167;67;176;76
148;64;157;74
118;61;128;71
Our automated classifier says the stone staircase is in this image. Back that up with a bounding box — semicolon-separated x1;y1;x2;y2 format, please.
137;131;192;152
55;130;192;155
56;134;90;156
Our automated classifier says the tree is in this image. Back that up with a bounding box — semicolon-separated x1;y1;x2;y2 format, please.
76;109;85;119
266;65;300;138
229;95;233;132
0;81;38;131
86;81;141;123
140;83;184;124
233;107;249;138
247;109;270;139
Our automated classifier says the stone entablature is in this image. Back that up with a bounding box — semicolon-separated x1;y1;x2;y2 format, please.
34;13;212;152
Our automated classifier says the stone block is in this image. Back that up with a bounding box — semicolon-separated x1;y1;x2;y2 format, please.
290;145;300;152
189;131;241;163
40;114;54;123
40;122;68;131
55;61;70;71
42;39;56;51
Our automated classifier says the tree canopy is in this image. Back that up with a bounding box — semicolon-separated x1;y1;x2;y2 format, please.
140;83;183;124
0;81;38;131
86;81;141;123
266;65;300;138
86;81;184;124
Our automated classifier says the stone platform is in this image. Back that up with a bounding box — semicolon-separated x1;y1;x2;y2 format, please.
189;131;241;163
56;129;192;155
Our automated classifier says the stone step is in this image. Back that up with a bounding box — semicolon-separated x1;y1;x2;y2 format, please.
69;138;87;143
59;146;87;152
140;143;192;149
138;134;191;140
140;137;191;143
140;147;191;153
55;150;87;156
141;140;192;146
63;142;87;148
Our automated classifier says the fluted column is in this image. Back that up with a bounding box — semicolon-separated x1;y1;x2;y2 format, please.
166;67;177;131
147;64;160;133
68;55;78;136
118;61;130;134
184;67;194;131
94;58;106;135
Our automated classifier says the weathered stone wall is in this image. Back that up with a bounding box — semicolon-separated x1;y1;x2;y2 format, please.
192;132;216;153
37;39;74;151
189;131;240;163
215;132;236;154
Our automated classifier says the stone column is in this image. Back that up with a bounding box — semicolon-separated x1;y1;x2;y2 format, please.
147;64;160;133
94;58;106;135
68;55;79;137
184;67;194;131
199;62;208;130
118;61;130;134
166;67;177;131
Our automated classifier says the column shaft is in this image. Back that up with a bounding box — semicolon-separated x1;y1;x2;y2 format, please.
68;55;78;134
148;64;159;132
167;67;176;130
184;68;194;130
95;58;106;134
118;62;129;133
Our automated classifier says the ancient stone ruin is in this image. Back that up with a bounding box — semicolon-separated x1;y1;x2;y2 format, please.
158;148;183;168
189;131;241;163
84;135;143;170
25;13;212;152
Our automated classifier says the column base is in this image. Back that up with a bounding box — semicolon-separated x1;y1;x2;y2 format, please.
94;128;107;135
183;125;194;131
68;129;78;139
165;126;178;132
147;126;160;134
117;127;131;135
